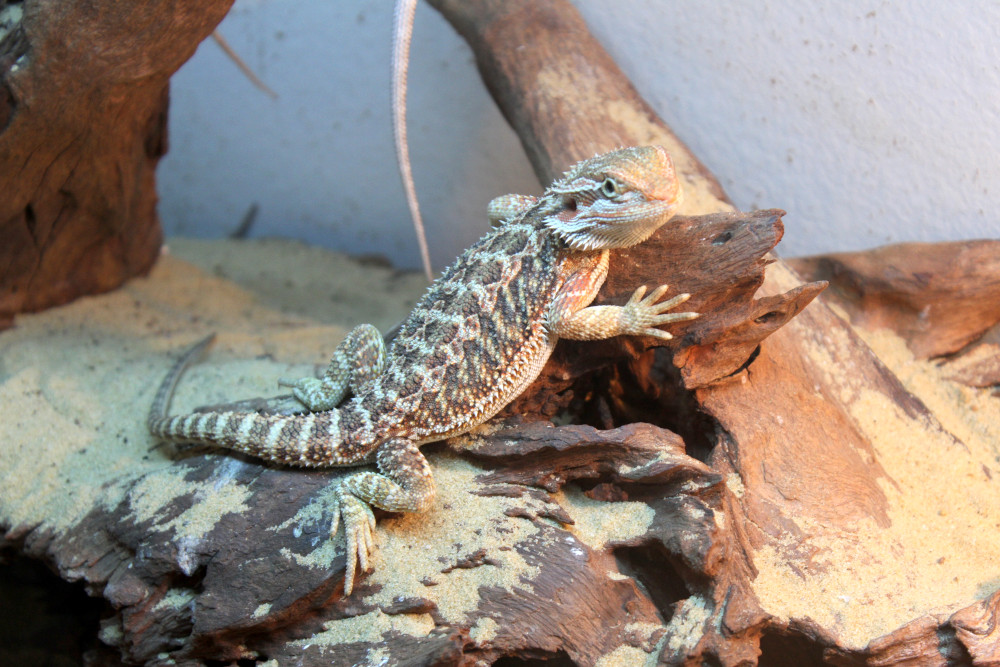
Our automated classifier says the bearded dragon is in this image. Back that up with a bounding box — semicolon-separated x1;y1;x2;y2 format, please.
148;145;697;594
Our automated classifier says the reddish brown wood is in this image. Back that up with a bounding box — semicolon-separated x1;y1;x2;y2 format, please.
0;0;234;328
429;1;1000;664
951;590;1000;665
788;240;1000;359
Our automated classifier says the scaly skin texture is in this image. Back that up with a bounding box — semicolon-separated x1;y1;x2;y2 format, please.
148;146;698;595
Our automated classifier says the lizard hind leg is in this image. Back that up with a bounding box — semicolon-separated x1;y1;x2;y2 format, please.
330;438;435;595
280;323;387;411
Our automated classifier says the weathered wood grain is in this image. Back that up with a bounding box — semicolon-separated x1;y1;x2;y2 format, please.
429;0;1000;664
0;0;234;328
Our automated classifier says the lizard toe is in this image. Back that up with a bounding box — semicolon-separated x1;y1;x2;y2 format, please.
337;491;376;595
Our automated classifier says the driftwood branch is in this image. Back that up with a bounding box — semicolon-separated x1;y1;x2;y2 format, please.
788;240;1000;359
429;0;1000;664
0;0;234;328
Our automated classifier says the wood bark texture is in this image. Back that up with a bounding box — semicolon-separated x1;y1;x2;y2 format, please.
788;241;1000;382
429;0;1000;664
0;0;234;328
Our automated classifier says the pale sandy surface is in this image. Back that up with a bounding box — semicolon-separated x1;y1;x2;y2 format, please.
0;238;426;543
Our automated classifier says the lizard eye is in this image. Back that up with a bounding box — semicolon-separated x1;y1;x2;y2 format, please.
600;178;621;198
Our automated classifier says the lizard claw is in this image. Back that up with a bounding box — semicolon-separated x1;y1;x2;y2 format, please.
622;284;699;339
332;488;377;596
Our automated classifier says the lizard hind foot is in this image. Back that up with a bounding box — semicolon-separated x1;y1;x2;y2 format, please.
279;376;343;412
332;489;377;596
329;440;435;596
282;323;388;412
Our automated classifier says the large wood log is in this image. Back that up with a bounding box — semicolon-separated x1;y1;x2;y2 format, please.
430;0;1000;664
788;240;1000;360
0;0;234;328
788;241;1000;392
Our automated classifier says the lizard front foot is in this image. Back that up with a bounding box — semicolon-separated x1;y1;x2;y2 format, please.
621;285;699;340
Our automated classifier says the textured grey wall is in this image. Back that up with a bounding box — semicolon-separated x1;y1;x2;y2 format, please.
158;0;1000;271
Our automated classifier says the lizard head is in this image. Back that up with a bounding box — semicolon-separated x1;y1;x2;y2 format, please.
544;145;683;251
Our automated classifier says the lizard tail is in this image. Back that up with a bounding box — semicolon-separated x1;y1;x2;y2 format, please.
147;336;355;468
147;334;216;430
149;408;346;468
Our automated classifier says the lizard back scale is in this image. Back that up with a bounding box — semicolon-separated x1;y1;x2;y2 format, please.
148;145;698;594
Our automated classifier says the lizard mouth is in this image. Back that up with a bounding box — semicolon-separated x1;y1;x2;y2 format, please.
551;197;681;251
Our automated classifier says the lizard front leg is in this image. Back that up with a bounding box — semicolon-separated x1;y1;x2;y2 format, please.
280;323;387;411
331;438;435;595
549;259;699;342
